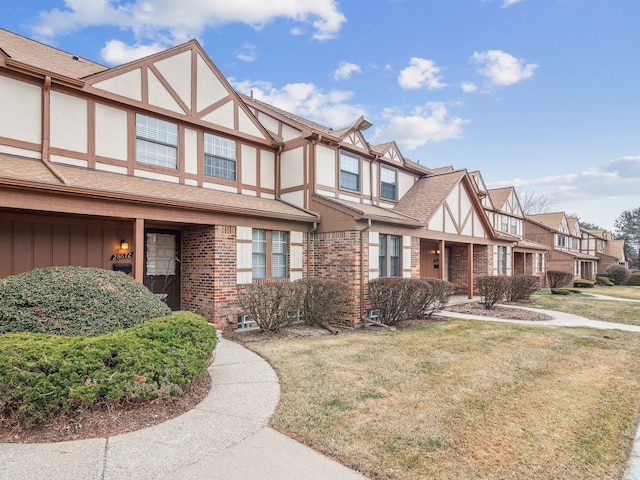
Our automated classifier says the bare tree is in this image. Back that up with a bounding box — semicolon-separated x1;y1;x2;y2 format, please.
517;188;559;215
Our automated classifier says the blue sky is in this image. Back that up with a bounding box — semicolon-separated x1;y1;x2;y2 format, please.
3;0;639;230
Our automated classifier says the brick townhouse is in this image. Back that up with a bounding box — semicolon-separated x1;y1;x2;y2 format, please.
1;28;544;329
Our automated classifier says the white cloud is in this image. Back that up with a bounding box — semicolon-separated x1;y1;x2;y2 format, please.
472;49;537;86
100;39;164;64
232;79;366;129
31;0;346;64
398;57;446;90
333;61;361;80
489;156;640;229
235;43;257;62
460;82;478;93
370;102;469;150
502;0;523;7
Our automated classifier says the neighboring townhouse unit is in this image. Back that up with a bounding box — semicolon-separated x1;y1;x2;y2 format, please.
581;228;628;274
483;184;549;284
524;213;599;281
0;28;545;329
243;95;520;316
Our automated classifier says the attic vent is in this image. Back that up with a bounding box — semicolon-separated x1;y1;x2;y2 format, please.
72;55;79;61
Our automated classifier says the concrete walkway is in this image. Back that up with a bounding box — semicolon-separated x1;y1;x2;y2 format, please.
0;337;367;480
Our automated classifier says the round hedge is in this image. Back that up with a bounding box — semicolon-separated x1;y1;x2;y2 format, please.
0;266;171;336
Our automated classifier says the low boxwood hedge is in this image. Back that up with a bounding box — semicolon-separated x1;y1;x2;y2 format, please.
0;312;217;427
0;266;171;336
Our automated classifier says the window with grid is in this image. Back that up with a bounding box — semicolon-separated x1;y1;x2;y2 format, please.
501;215;509;232
339;152;360;192
204;133;236;181
136;114;178;169
380;165;397;200
252;229;288;280
379;234;400;277
510;218;518;235
498;246;507;274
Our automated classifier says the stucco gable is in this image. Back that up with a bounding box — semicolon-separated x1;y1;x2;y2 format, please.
85;41;272;142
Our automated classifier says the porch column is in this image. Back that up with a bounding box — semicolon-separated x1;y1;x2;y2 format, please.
439;240;445;280
468;243;474;299
134;218;144;283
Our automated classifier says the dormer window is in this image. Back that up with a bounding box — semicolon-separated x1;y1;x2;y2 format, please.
380;165;397;201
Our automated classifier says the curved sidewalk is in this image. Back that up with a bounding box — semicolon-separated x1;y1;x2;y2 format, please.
0;337;367;480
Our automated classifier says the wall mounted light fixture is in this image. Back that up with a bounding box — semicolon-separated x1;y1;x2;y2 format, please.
120;240;130;251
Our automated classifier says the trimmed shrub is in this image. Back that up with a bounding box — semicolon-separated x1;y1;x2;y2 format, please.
0;312;217;427
506;275;540;302
476;275;510;309
0;267;170;336
596;276;614;286
573;279;596;288
298;278;353;326
605;264;631;285
547;270;574;288
422;278;454;317
239;282;305;332
368;278;431;325
551;288;572;295
627;274;640;286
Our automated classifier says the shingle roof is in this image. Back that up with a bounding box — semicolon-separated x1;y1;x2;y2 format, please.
488;187;512;212
393;170;466;223
0;28;107;79
0;155;317;221
526;212;566;231
312;194;421;225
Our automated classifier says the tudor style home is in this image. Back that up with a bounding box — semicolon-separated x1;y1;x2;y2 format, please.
1;28;544;329
242;95;521;319
468;175;549;284
524;212;599;281
581;228;628;274
0;29;318;328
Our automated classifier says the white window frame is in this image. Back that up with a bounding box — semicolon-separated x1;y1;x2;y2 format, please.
136;114;178;169
339;151;360;192
498;246;507;274
379;234;400;277
204;133;236;181
379;165;397;201
252;229;288;280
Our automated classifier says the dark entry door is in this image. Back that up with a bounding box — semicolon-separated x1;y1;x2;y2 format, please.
143;229;181;311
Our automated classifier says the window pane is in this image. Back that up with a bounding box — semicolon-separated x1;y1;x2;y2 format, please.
389;236;399;276
204;133;236;180
379;234;387;277
252;229;266;279
340;153;360;191
272;231;288;279
136;114;178;169
380;166;397;199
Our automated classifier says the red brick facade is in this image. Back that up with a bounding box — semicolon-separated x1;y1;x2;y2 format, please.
182;225;240;329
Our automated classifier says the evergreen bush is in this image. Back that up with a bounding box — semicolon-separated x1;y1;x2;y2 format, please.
596;276;614;286
0;267;171;336
0;313;217;427
573;279;596;288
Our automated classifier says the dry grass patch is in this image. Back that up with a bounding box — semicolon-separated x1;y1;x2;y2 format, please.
590;286;640;301
249;320;640;480
531;293;640;326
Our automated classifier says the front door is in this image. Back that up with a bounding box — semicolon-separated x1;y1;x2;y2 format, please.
143;229;181;311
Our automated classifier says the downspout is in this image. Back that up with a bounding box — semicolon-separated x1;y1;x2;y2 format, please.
359;218;372;323
41;75;69;185
307;221;318;278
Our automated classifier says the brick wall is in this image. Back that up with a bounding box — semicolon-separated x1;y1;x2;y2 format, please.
181;225;240;330
311;230;362;326
410;237;421;278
